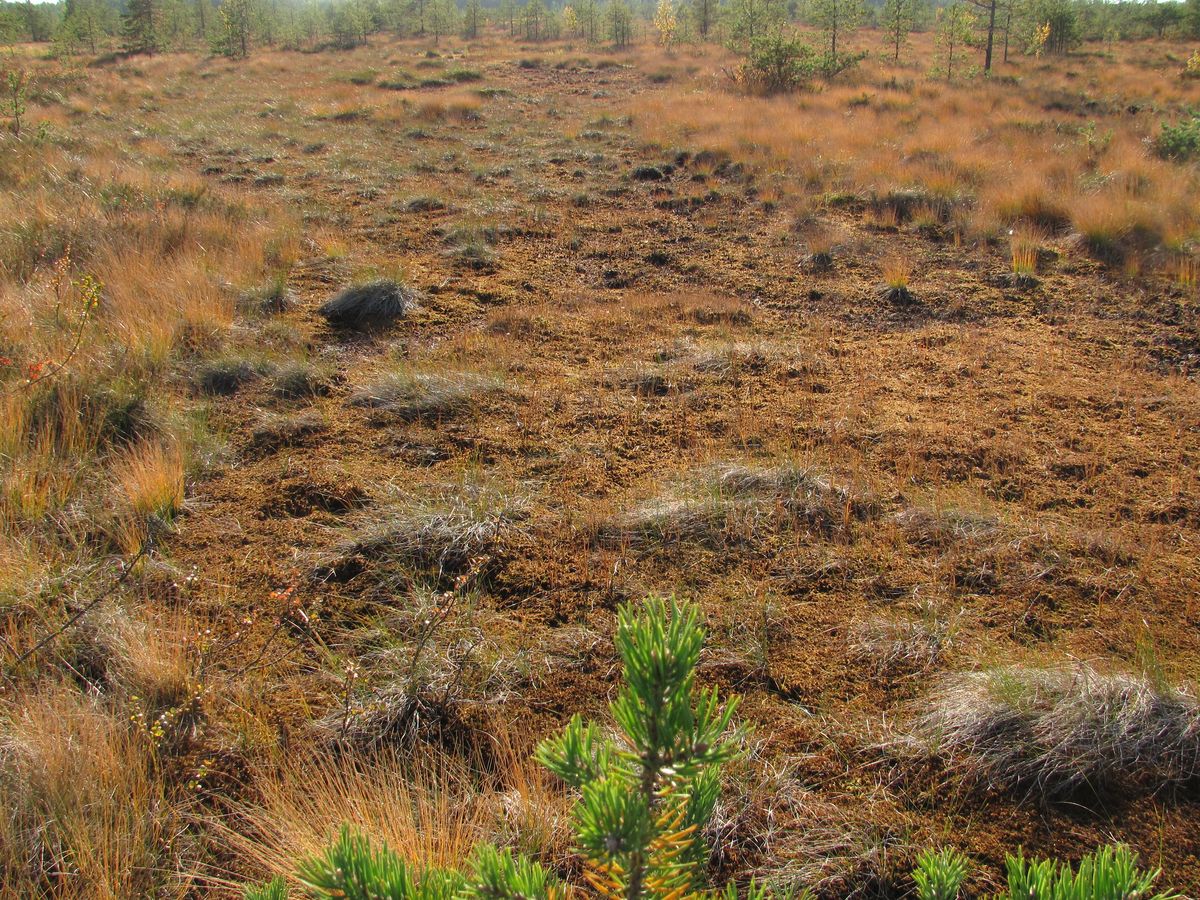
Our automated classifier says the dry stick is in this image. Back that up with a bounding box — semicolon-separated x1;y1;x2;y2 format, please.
4;536;154;676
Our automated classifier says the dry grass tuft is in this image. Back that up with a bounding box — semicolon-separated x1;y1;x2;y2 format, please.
893;665;1200;798
349;369;503;422
596;463;873;550
715;751;914;900
318;280;421;331
319;481;529;584
71;604;200;712
877;255;915;305
111;441;184;552
222;749;493;884
1010;226;1044;283
894;506;1000;549
850;605;954;679
0;686;194;898
220;738;570;889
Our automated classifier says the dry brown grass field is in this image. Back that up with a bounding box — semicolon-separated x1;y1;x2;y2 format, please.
2;26;1200;898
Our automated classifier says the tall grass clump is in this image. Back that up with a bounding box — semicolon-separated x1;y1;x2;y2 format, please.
111;440;184;552
0;686;193;898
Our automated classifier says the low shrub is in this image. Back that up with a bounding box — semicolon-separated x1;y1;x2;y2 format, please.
734;34;866;95
1155;114;1200;162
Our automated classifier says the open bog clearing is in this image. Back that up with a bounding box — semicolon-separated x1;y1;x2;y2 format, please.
2;18;1200;899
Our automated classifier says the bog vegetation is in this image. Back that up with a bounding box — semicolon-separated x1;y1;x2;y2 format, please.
1;0;1199;895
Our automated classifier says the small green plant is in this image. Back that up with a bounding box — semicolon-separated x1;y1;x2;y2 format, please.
1155;114;1200;162
244;876;289;900
288;830;559;900
537;597;743;898
1004;844;1178;900
909;843;1178;900
913;848;970;900
3;61;29;137
243;597;749;899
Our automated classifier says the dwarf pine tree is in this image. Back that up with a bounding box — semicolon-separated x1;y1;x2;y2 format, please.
536;598;743;899
243;598;751;900
880;0;920;61
462;0;483;38
935;1;975;80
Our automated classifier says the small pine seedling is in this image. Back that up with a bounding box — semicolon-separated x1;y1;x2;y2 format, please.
913;847;969;900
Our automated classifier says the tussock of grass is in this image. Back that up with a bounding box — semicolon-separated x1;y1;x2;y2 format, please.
606;363;694;397
719;758;913;898
225;749;490;881
894;506;1000;548
850;606;953;678
272;359;335;399
111;440;184;551
596;464;874;550
318;279;420;331
70;604;199;712
877;255;915;305
312;594;534;752
250;410;326;451
676;339;814;381
895;665;1200;797
318;481;529;584
0;686;193;897
195;354;272;395
239;276;294;316
624;291;753;326
348;370;502;422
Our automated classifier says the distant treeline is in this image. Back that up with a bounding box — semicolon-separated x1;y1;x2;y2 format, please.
0;0;1196;59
